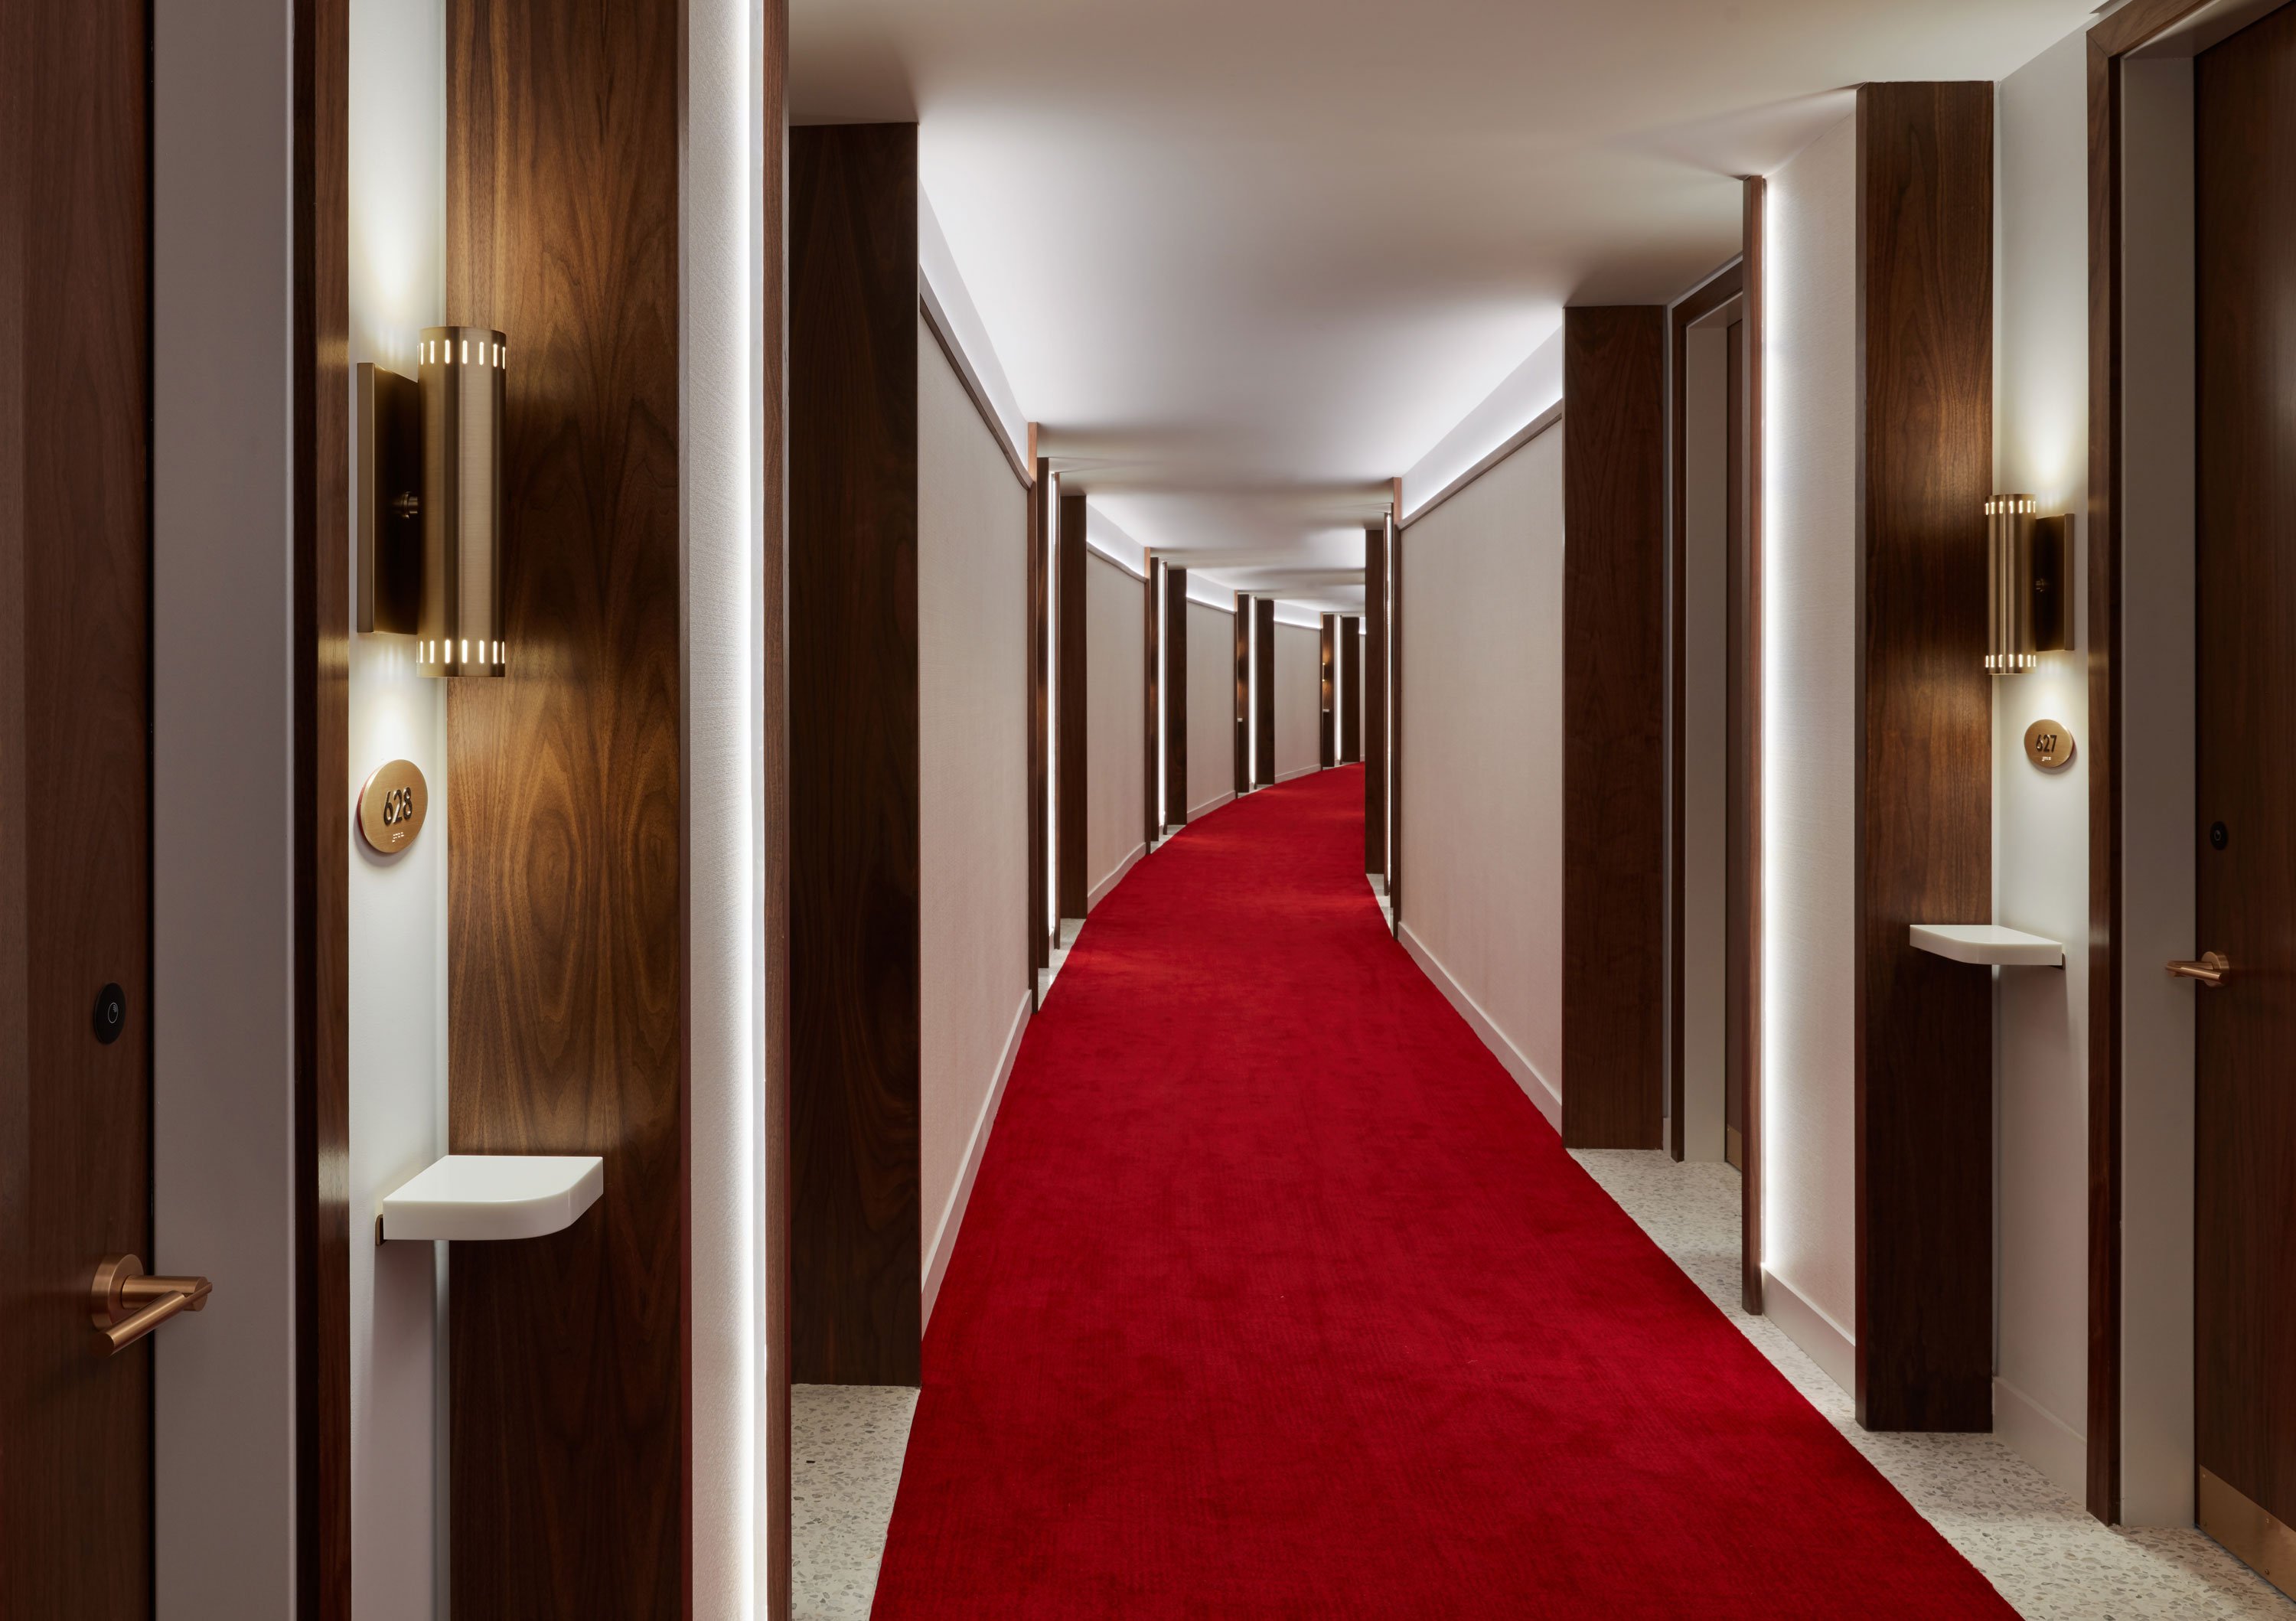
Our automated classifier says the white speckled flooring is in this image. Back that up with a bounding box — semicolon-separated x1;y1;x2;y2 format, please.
793;1383;919;1621
1574;1149;2296;1619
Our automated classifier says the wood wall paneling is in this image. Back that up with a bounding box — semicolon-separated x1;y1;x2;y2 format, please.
1561;305;1668;1150
1364;530;1388;873
1232;593;1249;796
295;0;354;1603
1029;458;1049;980
1340;614;1362;765
782;123;923;1391
448;2;693;1606
0;1;158;1608
1058;489;1088;920
1852;81;1994;1434
1388;518;1404;927
1740;174;1768;1318
1163;566;1188;825
1253;597;1275;788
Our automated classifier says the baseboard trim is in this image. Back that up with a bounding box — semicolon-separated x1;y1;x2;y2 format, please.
1088;842;1146;912
921;989;1032;1328
1994;1375;2086;1504
1276;764;1318;783
1188;790;1234;820
1397;920;1562;1132
1760;1266;1857;1398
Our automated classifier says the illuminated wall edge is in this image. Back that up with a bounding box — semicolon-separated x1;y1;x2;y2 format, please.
683;0;764;1610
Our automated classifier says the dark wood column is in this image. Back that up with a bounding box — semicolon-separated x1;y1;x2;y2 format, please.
1340;614;1362;764
1164;566;1189;826
1561;304;1666;1150
1231;593;1249;796
1058;488;1088;921
1144;560;1160;847
1388;517;1404;925
1253;598;1275;787
1364;527;1388;873
1029;456;1049;981
1319;614;1337;767
447;2;696;1606
1853;80;1993;1434
784;123;922;1393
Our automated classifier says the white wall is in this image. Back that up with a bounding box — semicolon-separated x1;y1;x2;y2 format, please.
1274;621;1320;781
153;3;298;1611
1085;550;1146;904
1992;27;2094;1505
344;0;451;1612
1396;427;1565;1126
1761;111;1860;1388
918;321;1031;1322
1185;600;1234;818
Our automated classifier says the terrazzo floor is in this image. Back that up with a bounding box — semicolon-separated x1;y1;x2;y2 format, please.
792;1384;919;1621
788;1156;2293;1619
1574;1148;2296;1619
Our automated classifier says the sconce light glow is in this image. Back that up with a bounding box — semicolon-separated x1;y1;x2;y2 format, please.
1985;494;2069;676
417;325;508;678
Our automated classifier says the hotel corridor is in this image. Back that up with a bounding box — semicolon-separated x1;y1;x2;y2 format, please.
869;766;2011;1617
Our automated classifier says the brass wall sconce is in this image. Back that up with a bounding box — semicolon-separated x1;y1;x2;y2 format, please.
1985;494;2070;674
358;326;508;677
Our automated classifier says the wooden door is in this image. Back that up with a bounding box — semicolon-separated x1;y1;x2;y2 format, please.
0;0;155;1611
2196;7;2296;1582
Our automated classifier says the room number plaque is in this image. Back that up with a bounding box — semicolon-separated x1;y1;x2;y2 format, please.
357;758;429;853
2024;719;2075;772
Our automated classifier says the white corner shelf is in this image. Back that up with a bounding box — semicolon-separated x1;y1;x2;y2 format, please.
380;1154;604;1242
1910;924;2064;968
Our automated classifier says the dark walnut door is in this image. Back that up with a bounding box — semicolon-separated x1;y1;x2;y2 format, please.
2196;5;2296;1590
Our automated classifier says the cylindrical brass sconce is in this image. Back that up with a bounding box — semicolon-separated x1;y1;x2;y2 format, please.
1985;494;2069;674
416;325;507;677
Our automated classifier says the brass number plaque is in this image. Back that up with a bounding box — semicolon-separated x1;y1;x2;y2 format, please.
357;758;429;853
2024;719;2075;772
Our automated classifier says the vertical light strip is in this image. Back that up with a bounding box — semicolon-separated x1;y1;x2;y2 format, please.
684;0;760;1610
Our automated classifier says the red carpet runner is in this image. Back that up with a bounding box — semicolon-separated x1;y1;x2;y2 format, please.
872;765;2014;1618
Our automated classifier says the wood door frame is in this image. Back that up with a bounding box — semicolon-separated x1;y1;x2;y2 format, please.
1665;258;1745;1164
2084;0;2225;1525
1145;559;1160;849
1740;175;1766;1316
1029;454;1050;990
1231;592;1249;796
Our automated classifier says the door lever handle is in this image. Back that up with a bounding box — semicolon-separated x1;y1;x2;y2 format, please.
89;1254;212;1355
2166;951;2232;987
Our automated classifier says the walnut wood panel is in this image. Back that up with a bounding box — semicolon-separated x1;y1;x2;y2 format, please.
1145;561;1160;847
1389;519;1405;927
1740;175;1767;1318
783;123;922;1391
2197;10;2296;1547
0;1;154;1610
1724;317;1749;1164
1253;597;1275;787
1163;565;1188;825
1029;456;1049;978
1561;305;1667;1150
1365;529;1388;872
1058;488;1088;919
448;2;688;1607
1852;81;1994;1434
295;0;354;1606
1667;263;1743;1162
1232;592;1249;796
1319;614;1336;768
1340;615;1362;765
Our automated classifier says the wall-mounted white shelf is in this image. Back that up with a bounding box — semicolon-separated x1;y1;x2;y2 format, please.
1910;924;2064;968
380;1154;604;1242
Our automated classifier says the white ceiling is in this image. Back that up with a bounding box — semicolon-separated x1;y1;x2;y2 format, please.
791;0;2093;608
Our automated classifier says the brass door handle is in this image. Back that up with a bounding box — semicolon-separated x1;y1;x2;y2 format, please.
89;1254;211;1355
2166;951;2232;987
